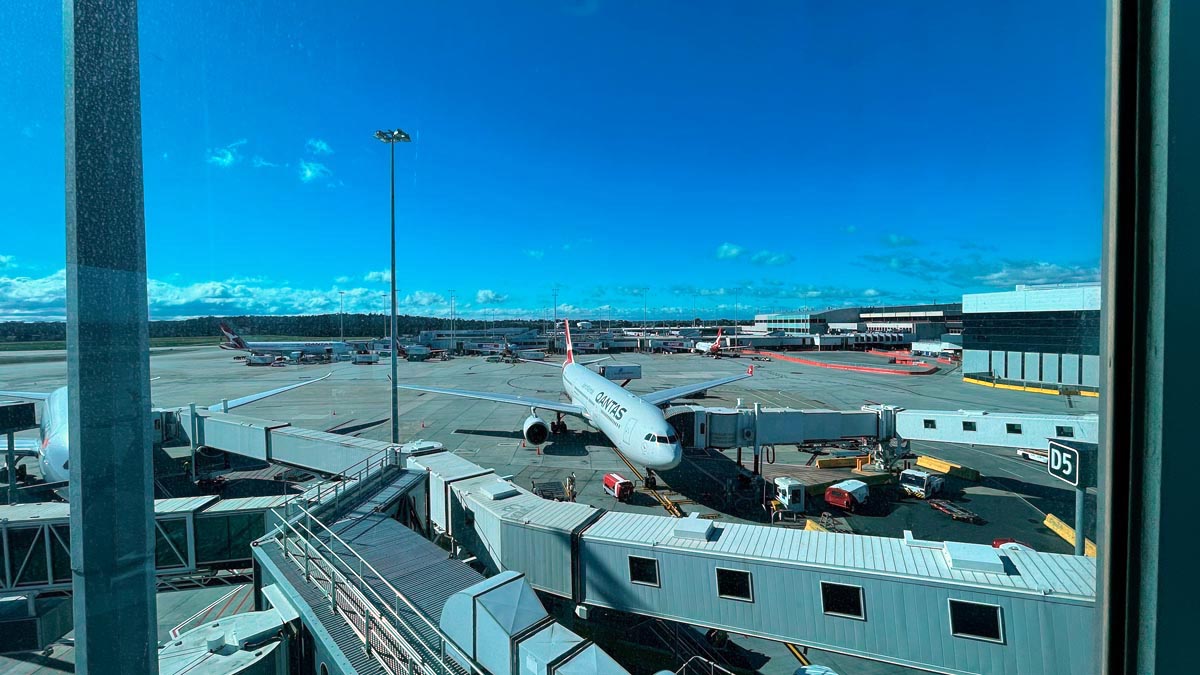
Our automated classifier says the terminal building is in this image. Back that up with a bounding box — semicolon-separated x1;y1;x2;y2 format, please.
961;283;1101;393
753;303;962;340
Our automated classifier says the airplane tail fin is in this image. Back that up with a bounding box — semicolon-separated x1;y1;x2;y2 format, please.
747;365;755;376
563;318;575;365
218;322;247;349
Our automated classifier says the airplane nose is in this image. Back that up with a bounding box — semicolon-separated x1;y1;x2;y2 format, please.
659;444;683;471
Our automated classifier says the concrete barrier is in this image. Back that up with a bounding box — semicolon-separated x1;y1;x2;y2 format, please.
1044;513;1097;557
915;455;981;482
814;456;865;469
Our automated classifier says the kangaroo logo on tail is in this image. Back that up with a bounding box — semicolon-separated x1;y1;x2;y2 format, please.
218;322;248;350
563;318;575;365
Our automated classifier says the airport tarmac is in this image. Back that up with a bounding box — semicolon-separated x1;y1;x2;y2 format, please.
0;346;1098;675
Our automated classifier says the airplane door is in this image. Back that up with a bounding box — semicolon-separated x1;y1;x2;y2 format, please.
622;419;638;445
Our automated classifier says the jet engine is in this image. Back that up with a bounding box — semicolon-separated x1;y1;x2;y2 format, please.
523;415;550;445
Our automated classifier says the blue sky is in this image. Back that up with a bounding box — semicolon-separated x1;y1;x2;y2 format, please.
1;0;1104;322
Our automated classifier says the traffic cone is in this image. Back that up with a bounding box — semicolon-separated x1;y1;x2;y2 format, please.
421;420;426;428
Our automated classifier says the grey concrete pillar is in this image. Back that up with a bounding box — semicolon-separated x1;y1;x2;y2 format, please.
64;0;158;673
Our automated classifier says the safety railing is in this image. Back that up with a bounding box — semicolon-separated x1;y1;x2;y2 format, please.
284;444;403;522
674;655;738;675
256;446;485;675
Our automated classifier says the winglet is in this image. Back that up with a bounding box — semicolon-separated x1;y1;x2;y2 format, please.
747;365;754;376
563;318;575;365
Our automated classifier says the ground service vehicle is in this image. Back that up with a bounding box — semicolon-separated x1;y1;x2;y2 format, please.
774;477;806;512
899;468;944;499
603;473;634;501
825;479;870;511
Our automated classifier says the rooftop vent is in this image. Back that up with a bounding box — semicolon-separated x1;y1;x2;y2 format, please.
673;513;714;541
942;541;1006;575
480;482;519;501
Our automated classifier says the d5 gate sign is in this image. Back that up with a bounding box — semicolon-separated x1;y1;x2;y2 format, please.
1047;439;1096;488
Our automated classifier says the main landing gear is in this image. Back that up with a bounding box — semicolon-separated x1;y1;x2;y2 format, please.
550;413;568;435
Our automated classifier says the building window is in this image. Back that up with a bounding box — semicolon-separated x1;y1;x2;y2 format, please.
1056;426;1075;438
628;556;659;587
820;582;865;620
948;600;1004;643
923;419;937;430
715;568;753;602
962;421;977;432
1005;423;1023;435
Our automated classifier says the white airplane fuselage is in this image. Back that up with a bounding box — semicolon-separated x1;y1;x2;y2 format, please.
560;363;682;470
224;340;350;356
34;387;73;484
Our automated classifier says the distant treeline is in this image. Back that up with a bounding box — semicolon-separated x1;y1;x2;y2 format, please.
0;314;687;343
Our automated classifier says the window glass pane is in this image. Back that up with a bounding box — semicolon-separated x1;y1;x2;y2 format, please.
821;582;865;619
923;419;936;429
1056;426;1075;438
1006;424;1023;434
628;556;659;586
949;600;1003;642
716;568;753;601
962;421;977;432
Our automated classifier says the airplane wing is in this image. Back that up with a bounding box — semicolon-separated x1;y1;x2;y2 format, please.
6;438;41;458
518;358;566;369
207;373;331;412
578;356;611;366
0;390;51;401
640;366;755;406
396;384;585;416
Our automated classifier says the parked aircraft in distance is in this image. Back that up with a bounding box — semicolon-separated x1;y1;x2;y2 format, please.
219;322;350;357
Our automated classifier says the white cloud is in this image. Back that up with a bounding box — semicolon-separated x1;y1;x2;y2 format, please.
0;255;14;269
206;139;247;168
401;291;445;307
252;156;279;168
975;262;1100;287
299;160;330;183
863;288;881;297
716;243;744;259
364;270;391;283
525;250;545;259
750;250;794;266
334;275;350;284
475;289;508;304
884;234;917;247
305;138;334;155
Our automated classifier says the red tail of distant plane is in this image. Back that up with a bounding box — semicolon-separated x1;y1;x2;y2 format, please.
709;327;724;354
563;318;575;365
218;322;248;350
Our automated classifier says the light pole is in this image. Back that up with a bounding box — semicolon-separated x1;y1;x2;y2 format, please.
339;290;346;342
449;290;456;354
552;285;560;352
734;288;740;336
640;287;648;334
375;127;411;445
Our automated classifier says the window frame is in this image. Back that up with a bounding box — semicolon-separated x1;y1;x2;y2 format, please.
820;581;866;620
1006;423;1023;435
627;555;660;588
714;567;754;603
1056;425;1075;438
962;420;977;432
923;419;937;429
947;599;1005;644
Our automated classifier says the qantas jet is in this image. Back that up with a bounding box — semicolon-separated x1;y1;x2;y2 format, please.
693;327;752;357
219;322;351;358
1;374;330;487
396;320;752;478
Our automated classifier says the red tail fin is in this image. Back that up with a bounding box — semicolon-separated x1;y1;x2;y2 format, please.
563;318;575;365
218;322;247;349
747;365;755;376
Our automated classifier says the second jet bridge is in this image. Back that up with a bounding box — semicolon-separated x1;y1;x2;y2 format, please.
666;404;883;449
